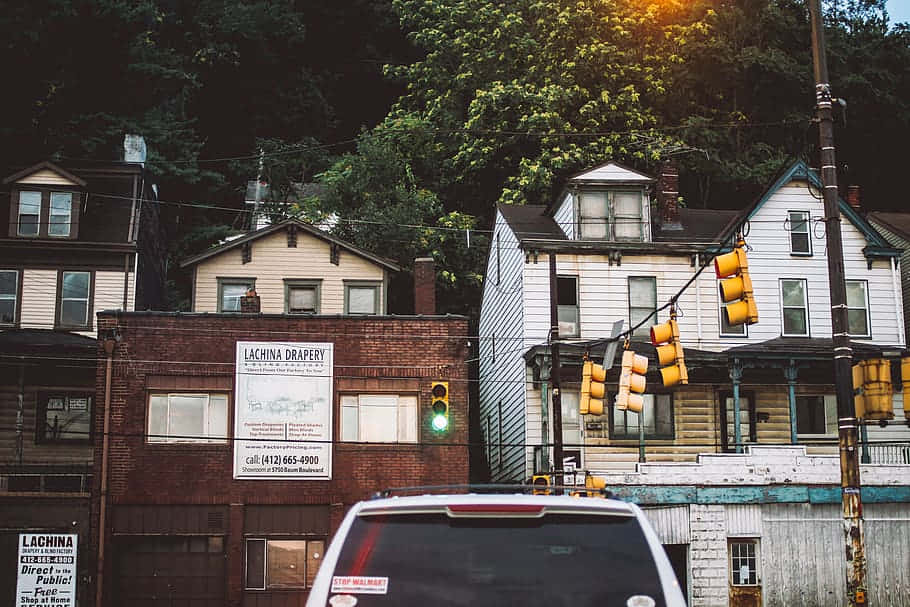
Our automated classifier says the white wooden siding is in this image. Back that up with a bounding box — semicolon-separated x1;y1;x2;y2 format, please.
20;270;58;329
570;163;653;183
553;192;575;238
868;220;910;344
193;230;386;313
478;210;530;482
15;169;79;186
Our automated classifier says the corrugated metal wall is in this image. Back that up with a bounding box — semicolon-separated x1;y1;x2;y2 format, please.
643;505;690;544
726;504;762;537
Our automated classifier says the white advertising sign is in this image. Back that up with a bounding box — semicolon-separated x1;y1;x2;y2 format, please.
234;341;333;479
15;533;77;607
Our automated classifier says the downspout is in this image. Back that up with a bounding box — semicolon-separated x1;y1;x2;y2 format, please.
122;255;130;311
95;334;117;607
694;254;703;346
891;257;904;346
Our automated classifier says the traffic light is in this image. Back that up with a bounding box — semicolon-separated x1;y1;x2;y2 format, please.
714;239;758;326
430;381;449;432
650;316;688;387
580;360;607;415
853;359;893;422
615;350;647;413
531;474;551;495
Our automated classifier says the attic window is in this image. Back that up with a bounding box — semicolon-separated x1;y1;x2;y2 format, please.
578;190;643;241
287;225;297;248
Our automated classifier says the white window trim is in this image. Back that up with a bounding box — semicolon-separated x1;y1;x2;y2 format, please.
147;392;230;444
628;276;657;337
0;269;18;326
788;210;812;256
48;192;73;237
17;190;41;237
780;278;809;337
557;275;580;338
340;393;418;443
577;189;646;242
846;279;871;338
729;539;761;587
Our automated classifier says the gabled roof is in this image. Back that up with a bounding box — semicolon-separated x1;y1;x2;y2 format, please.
868;212;910;243
3;161;87;186
179;218;400;271
566;161;655;185
718;160;894;253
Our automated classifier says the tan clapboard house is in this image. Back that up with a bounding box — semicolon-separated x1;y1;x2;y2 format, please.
181;218;399;315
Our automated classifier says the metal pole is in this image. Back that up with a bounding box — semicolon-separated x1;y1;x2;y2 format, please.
548;254;564;489
808;1;867;603
638;412;645;463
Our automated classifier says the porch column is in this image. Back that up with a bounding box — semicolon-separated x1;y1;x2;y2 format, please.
784;359;798;444
730;359;743;453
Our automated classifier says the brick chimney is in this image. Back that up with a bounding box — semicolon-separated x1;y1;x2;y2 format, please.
414;258;436;315
240;288;261;313
847;185;861;211
658;160;682;230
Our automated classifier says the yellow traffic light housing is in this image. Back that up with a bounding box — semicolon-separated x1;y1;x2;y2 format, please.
615;350;647;413
902;357;910;422
430;381;450;432
853;359;893;422
714;239;759;326
650;316;688;387
531;474;551;495
580;360;607;415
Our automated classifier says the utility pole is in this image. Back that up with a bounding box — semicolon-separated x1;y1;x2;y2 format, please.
808;1;868;604
548;253;564;489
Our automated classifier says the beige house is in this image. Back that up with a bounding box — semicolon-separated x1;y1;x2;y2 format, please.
181;219;400;314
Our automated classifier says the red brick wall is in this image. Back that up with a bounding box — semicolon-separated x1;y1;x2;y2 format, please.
91;312;469;606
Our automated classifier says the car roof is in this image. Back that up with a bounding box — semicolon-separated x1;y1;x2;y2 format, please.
354;493;638;517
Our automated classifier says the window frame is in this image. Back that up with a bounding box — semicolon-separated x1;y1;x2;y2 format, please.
48;191;74;238
146;392;231;445
779;278;809;337
9;188;81;239
788;210;812;256
17;190;41;237
577;189;645;241
557;275;580;338
795;394;838;438
344;280;382;315
845;279;871;338
339;393;418;443
0;268;21;327
729;539;760;587
609;392;675;440
55;270;94;330
284;279;322;314
719;390;757;452
217;277;256;313
628;276;657;337
36;391;93;444
244;537;326;591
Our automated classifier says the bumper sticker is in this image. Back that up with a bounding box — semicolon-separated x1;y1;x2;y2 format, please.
331;576;389;595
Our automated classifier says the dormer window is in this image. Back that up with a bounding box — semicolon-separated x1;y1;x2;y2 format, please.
578;190;644;241
10;189;80;239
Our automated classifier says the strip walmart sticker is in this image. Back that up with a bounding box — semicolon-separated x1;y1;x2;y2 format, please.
331;576;389;595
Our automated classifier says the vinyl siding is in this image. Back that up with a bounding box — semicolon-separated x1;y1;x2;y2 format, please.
192;230;386;313
95;270;134;314
15;169;79;187
478;211;528;482
867;220;910;344
19;270;58;329
553;192;575;238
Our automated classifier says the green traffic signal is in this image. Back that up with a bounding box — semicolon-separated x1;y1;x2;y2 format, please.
431;381;449;432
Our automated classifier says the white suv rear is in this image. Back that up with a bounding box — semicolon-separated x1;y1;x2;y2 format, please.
307;493;685;607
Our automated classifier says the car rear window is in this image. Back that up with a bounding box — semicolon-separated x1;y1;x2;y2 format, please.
327;512;667;606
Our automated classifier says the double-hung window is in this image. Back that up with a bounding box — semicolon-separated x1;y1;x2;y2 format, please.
58;271;91;328
345;282;381;315
13;189;78;238
285;280;320;314
49;192;73;237
611;394;673;439
147;393;229;443
18;191;41;236
846;280;870;337
788;211;811;255
578;190;644;241
780;279;809;336
245;538;325;590
629;277;657;337
0;270;18;325
340;394;417;442
796;395;837;436
557;276;579;337
218;278;255;312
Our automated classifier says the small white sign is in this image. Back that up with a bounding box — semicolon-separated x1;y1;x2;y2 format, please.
331;576;389;595
16;533;77;607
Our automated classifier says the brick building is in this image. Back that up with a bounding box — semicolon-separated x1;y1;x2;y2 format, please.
91;311;469;606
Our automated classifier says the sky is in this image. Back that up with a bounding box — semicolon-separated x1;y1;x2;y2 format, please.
886;0;910;25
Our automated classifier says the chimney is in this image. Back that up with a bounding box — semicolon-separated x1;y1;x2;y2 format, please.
847;185;861;211
414;258;436;315
658;160;682;230
240;288;261;314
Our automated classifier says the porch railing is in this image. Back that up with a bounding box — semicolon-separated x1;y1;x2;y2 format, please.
864;443;910;465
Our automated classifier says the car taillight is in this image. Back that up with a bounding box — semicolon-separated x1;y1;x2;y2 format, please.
446;504;545;517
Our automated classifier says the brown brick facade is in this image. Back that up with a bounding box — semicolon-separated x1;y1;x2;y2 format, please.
91;312;469;606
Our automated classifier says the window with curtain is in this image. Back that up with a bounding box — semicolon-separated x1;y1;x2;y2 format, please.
340;394;417;442
147;393;229;443
345;283;380;314
218;278;255;312
846;280;870;337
